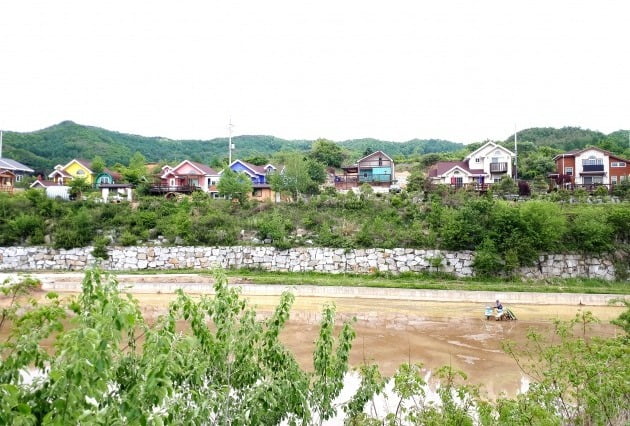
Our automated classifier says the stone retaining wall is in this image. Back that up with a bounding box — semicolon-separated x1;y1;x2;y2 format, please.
0;246;618;280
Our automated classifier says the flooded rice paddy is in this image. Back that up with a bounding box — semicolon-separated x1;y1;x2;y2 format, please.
1;285;625;398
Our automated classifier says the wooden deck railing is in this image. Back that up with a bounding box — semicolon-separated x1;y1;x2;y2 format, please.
149;184;199;194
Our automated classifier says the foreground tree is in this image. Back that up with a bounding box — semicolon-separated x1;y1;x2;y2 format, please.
217;168;253;206
0;269;355;425
0;270;628;424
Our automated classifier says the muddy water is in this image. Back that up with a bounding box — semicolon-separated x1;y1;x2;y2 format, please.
136;293;624;398
2;291;624;398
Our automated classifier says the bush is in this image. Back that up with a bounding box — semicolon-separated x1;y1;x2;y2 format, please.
53;209;95;249
92;236;109;259
257;213;294;248
119;231;138;246
472;239;503;277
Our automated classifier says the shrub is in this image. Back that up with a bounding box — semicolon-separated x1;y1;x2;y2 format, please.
92;236;110;259
119;231;138;246
472;239;503;277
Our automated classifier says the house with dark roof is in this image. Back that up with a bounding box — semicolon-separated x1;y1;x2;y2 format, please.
223;160;278;201
550;147;629;188
335;151;395;192
428;142;515;188
29;177;60;189
0;157;35;184
153;160;221;195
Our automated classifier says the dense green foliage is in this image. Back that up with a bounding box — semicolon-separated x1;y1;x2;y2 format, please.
1;271;628;424
1;189;628;277
1;121;463;172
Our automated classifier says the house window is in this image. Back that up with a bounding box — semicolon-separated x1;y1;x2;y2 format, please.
15;175;23;182
494;178;502;183
491;157;500;163
611;161;626;167
450;176;463;187
564;167;573;176
583;176;603;184
378;157;383;166
76;170;85;175
582;156;603;166
475;158;480;163
611;176;617;184
253;189;262;197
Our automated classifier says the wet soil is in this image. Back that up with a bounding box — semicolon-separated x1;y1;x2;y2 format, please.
2;290;624;398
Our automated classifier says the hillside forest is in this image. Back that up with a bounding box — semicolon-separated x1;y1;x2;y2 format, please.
2;121;629;184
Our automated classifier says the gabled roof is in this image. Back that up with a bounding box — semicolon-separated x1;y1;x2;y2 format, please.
0;158;34;173
552;146;630;162
428;161;485;178
56;158;94;174
48;169;72;179
464;142;515;160
0;169;16;177
225;160;274;176
30;179;58;188
165;160;218;177
356;150;393;164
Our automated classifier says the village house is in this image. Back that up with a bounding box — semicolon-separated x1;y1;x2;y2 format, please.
152;160;221;196
0;157;35;184
428;142;515;189
223;159;277;201
550;147;629;189
335;151;396;192
46;159;120;187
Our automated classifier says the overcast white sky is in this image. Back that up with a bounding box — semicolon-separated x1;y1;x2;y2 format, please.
0;0;628;143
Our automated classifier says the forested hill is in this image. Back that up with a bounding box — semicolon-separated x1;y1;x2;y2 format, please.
504;126;630;155
1;121;463;171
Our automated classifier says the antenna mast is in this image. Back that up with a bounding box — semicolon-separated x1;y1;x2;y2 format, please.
514;125;518;180
228;118;234;164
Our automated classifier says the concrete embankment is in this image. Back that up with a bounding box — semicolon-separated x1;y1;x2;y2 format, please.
1;272;623;306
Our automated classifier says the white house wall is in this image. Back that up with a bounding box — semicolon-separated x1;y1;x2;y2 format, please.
575;148;610;185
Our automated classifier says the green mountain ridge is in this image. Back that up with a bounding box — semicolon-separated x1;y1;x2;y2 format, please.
0;121;464;171
1;121;628;173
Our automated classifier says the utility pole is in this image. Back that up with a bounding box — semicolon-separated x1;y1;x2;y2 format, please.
514;125;518;180
0;130;3;158
228;118;234;164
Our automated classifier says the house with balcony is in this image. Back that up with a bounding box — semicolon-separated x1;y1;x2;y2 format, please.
550;147;629;189
152;160;220;195
335;151;395;192
428;142;515;189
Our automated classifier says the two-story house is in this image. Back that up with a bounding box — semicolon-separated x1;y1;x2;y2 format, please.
223;160;277;200
335;151;396;191
154;160;220;195
47;159;121;187
551;147;629;187
428;142;515;188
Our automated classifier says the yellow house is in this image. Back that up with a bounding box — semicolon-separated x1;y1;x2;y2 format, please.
48;159;95;185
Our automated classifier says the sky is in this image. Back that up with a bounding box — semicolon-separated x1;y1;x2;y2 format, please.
0;0;628;144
